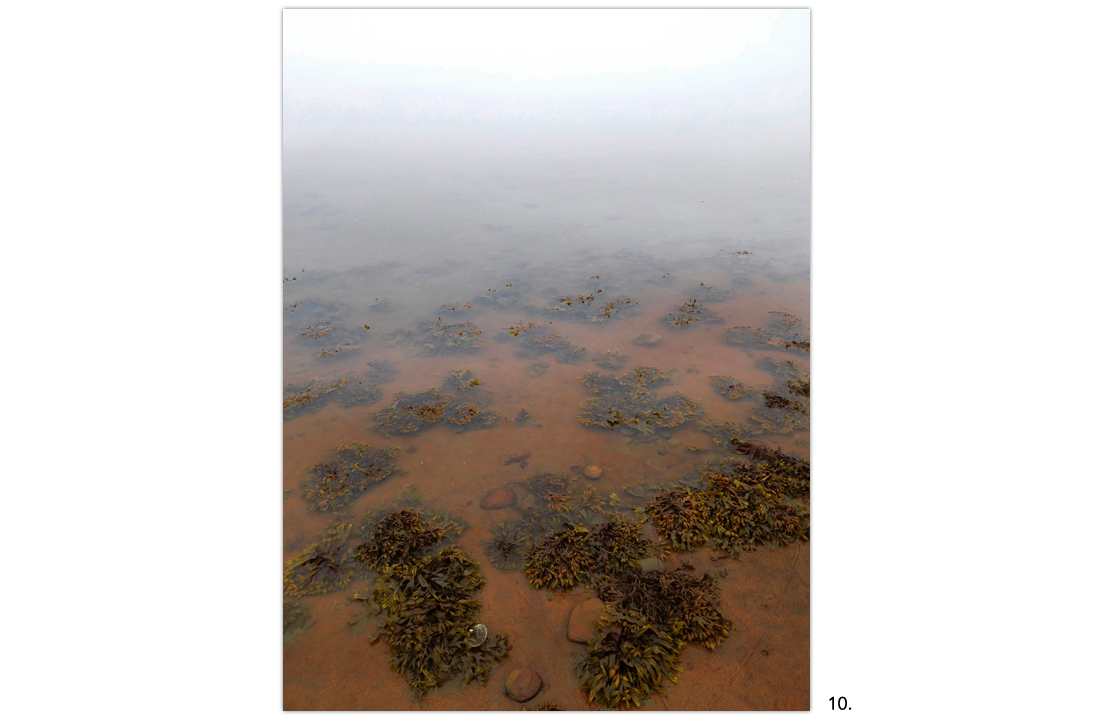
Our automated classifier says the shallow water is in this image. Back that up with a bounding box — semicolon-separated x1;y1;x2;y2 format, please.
283;44;810;708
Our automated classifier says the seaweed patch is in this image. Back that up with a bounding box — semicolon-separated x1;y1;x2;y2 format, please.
359;509;511;699
300;442;399;511
577;367;700;432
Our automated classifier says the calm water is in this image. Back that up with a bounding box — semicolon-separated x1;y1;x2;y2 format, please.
283;50;809;711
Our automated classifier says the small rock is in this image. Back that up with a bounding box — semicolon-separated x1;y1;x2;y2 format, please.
583;465;603;480
657;447;668;456
570;465;583;474
667;438;681;447
480;487;516;510
567;598;606;643
519;460;528;469
505;668;543;703
639;556;665;573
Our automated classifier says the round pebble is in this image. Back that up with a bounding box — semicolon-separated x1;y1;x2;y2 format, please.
480;487;517;510
657;447;668;456
505;668;543;703
583;465;603;480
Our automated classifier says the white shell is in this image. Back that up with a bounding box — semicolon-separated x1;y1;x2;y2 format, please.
468;623;488;647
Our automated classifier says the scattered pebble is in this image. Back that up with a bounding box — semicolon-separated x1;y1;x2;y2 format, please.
505;668;543;703
480;487;517;510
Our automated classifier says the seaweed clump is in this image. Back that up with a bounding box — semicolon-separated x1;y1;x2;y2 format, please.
586;519;656;576
355;509;450;569
500;320;586;364
443;368;481;391
577;608;685;710
375;388;451;434
284;363;400;420
300;442;399;511
708;375;756;401
284;523;358;596
482;521;533;573
524;523;595;590
643;486;707;552
577;367;700;432
447;402;501;431
578;569;737;709
523;518;653;590
723;310;809;353
663;298;723;327
287;298;371;358
363;509;511;699
641;443;810;559
593;349;626;371
392;318;487;356
375;387;499;435
283;377;348;420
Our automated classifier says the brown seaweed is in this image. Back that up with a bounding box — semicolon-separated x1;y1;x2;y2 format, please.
284;523;358;596
300;442;399;512
663;298;723;327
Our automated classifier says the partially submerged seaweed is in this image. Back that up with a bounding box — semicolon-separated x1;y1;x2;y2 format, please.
443;368;481;391
585;519;655;576
447;402;501;431
577;367;700;432
374;388;452;434
355;509;448;570
284;523;358;596
283;602;316;644
283;378;348;420
500;320;586;364
577;608;685;711
663;298;723;327
524;523;595;590
723;310;810;353
366;517;511;699
593;349;626;371
641;447;810;559
300;442;399;511
708;375;756;401
522;517;652;590
391;318;488;356
375;386;499;435
482;521;533;573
